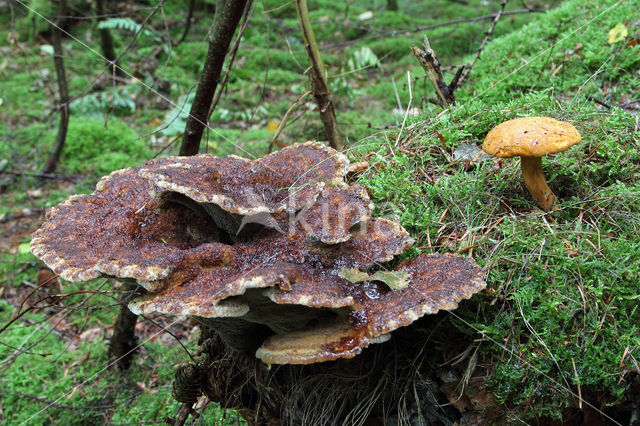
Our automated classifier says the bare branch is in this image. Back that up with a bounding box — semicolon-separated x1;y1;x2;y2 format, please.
411;36;455;108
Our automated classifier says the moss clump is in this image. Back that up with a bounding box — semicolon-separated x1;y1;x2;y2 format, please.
354;88;640;421
61;118;151;175
461;0;640;104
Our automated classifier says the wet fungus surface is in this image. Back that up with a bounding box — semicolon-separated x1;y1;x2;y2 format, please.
31;142;486;365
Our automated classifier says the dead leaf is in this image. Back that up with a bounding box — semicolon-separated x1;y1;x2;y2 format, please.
339;268;410;290
37;268;61;290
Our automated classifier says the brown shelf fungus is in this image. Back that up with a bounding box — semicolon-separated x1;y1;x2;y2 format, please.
257;254;484;365
482;116;581;211
31;141;486;370
30;141;489;423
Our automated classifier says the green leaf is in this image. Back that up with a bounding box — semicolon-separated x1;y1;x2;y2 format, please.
371;270;409;290
608;23;628;44
40;44;54;55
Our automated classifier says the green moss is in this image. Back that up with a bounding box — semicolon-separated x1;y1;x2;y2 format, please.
355;90;640;420
462;0;640;103
3;0;639;422
0;298;239;424
61;118;150;175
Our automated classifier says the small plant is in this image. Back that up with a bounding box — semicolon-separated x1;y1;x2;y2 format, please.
98;17;165;49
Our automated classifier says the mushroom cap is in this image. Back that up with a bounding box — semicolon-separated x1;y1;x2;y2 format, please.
361;254;486;338
30;165;221;290
482;116;581;158
128;216;415;318
294;185;374;244
254;253;486;364
30;142;487;367
139;141;349;217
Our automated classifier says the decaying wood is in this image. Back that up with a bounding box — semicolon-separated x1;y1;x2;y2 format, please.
173;402;194;426
411;36;457;108
296;0;344;151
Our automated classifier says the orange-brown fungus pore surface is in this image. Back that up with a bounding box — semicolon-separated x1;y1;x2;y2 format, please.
361;254;486;338
30;163;220;287
295;185;373;244
139;142;349;216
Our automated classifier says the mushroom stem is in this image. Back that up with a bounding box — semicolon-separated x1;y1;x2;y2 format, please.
520;156;556;211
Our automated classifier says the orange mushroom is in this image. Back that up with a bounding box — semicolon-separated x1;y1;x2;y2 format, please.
482;117;581;211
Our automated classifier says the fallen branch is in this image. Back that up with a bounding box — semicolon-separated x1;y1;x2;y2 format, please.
411;36;457;108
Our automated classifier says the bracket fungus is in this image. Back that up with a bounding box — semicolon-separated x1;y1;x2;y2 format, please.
31;142;486;368
482;116;581;211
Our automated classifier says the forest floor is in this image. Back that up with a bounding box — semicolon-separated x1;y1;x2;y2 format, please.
0;0;639;424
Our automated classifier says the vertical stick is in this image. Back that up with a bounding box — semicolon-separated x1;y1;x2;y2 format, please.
295;0;344;150
42;0;70;175
109;282;144;369
178;0;196;44
180;0;248;156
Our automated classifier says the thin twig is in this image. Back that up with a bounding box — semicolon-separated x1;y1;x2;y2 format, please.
0;392;118;411
178;0;196;44
322;7;542;50
268;90;313;152
458;0;510;86
0;170;88;181
396;71;413;146
585;94;613;109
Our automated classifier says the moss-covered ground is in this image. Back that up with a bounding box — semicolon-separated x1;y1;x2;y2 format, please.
0;0;638;423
